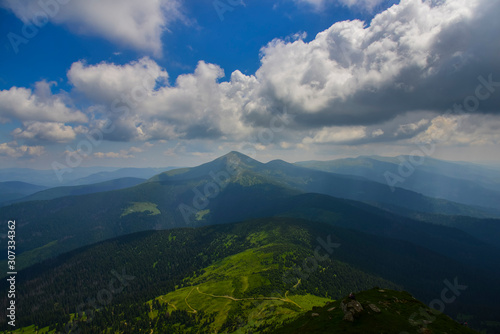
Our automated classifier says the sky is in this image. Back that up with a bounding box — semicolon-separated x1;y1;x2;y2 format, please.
0;0;499;169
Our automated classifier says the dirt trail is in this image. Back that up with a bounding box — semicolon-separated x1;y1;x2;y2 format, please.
185;287;197;313
158;295;177;310
195;287;302;309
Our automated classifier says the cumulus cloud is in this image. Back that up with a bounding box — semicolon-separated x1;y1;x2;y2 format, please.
63;0;500;147
394;119;429;136
4;0;500;154
0;81;87;123
68;57;168;105
0;141;44;158
414;114;500;146
247;0;500;130
94;151;133;159
11;122;84;143
303;126;367;144
93;146;144;159
2;0;185;55
68;58;252;142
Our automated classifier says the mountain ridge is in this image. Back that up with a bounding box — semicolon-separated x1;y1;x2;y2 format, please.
2;151;500;273
296;155;500;209
0;217;490;332
3;177;146;205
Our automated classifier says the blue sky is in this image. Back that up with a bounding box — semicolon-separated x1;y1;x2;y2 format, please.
0;0;499;169
0;1;373;88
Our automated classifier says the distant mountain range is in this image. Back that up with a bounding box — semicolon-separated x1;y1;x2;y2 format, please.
0;166;179;205
296;155;500;210
0;181;47;204
0;166;178;188
2;152;499;271
5;177;146;204
0;152;499;332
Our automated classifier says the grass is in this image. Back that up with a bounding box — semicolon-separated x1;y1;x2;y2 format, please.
287;294;331;310
120;201;161;217
273;288;479;334
150;244;333;333
11;243;473;333
195;209;210;221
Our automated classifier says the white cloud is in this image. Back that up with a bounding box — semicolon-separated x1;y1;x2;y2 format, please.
3;0;500;157
0;81;87;123
93;150;134;159
128;146;144;153
93;144;149;159
0;141;44;158
280;141;294;149
394;119;429;136
414;114;500;146
68;57;168;105
11;122;83;143
296;0;386;11
253;0;483;127
2;0;185;55
414;115;461;144
68;58;253;142
60;0;498;147
338;0;386;11
303;126;367;144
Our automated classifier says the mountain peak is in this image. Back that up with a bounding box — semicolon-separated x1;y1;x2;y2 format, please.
266;159;290;166
150;151;263;182
221;150;254;160
215;151;263;169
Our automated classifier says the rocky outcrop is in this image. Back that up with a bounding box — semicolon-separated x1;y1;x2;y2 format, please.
368;303;381;313
341;299;364;322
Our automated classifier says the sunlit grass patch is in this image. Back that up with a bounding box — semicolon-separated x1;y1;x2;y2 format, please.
121;201;160;217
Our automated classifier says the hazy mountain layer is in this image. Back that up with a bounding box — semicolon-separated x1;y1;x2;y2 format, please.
1;152;499;273
296;155;500;210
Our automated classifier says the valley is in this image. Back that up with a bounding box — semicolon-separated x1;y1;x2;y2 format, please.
0;153;499;333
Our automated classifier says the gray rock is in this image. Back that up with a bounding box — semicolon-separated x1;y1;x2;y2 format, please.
368;303;381;313
343;312;354;322
341;299;364;322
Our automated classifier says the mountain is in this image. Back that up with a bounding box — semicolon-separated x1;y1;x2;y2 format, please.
406;213;500;248
249;193;500;272
2;151;500;273
0;218;492;333
273;288;478;334
66;167;178;186
0;166;178;187
9;177;146;204
154;151;500;218
0;167;119;187
296;155;500;210
0;181;47;205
